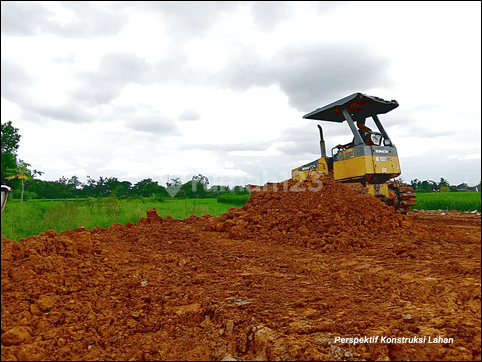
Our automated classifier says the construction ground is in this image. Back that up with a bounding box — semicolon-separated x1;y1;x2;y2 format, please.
1;176;481;361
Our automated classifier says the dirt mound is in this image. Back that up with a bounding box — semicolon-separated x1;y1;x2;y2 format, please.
202;177;413;251
1;178;481;361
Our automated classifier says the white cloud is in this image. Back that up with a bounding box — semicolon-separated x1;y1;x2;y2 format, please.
178;108;201;122
1;1;480;187
1;98;21;121
41;159;76;172
448;153;481;161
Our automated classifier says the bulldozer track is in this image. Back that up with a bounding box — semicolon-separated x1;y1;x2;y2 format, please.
388;182;417;214
399;190;417;214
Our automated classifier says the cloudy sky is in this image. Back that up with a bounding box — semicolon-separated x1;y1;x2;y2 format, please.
1;1;481;188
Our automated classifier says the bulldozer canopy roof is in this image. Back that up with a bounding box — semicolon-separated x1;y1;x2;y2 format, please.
303;92;399;122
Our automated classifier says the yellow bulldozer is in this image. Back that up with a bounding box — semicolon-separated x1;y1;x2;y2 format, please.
292;92;416;213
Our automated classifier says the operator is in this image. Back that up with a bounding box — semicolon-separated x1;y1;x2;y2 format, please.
336;117;373;149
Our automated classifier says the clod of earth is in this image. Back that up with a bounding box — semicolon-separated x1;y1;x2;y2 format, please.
1;176;481;361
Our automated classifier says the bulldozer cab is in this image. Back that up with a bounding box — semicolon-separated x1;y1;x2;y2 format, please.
303;92;398;152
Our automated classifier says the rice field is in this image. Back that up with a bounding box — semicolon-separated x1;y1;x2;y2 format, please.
412;191;481;212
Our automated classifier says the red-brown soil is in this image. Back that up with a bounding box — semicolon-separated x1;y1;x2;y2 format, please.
2;177;481;361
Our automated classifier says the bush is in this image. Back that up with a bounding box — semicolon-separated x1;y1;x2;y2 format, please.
22;191;38;200
150;193;165;203
100;194;122;220
42;202;80;231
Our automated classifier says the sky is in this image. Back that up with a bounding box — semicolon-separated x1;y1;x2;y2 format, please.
1;1;481;189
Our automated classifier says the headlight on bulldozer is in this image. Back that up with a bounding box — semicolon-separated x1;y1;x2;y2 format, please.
383;138;392;146
370;133;382;146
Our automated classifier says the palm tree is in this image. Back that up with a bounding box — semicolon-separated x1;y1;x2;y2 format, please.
7;161;43;202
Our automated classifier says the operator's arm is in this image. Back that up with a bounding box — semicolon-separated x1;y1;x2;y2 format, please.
337;138;355;149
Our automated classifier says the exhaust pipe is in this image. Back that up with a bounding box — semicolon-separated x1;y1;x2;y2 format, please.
318;125;326;158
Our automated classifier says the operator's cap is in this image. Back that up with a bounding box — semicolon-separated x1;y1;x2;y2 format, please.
355;117;366;124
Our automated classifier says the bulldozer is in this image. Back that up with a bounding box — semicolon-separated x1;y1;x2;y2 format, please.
291;92;416;214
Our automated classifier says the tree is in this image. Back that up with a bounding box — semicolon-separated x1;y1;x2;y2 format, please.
192;174;209;186
80;176;98;198
166;177;183;198
233;185;249;195
113;181;133;199
209;185;229;197
1;121;20;155
188;174;210;197
174;181;196;199
410;179;420;190
25;178;51;199
438;177;451;192
166;177;182;187
68;176;82;189
1;121;21;183
416;180;438;193
439;177;449;187
7;160;43;202
133;178;169;198
1;152;17;184
175;177;215;199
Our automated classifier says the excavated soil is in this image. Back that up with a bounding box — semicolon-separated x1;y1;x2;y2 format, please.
1;176;481;361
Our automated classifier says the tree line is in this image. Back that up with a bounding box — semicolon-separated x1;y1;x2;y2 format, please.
409;178;481;193
8;174;248;200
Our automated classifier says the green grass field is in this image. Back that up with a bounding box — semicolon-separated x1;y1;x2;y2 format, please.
1;197;242;242
2;192;480;242
412;192;481;212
